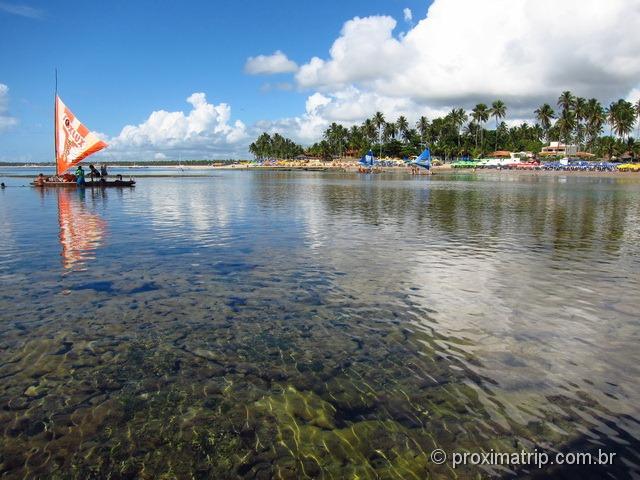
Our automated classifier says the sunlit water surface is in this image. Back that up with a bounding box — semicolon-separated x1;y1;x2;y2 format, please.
0;170;639;479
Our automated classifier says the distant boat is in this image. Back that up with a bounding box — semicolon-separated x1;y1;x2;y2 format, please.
33;81;134;188
358;149;381;173
413;147;432;171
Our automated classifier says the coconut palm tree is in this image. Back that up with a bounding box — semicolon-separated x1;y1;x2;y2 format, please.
608;99;635;140
383;122;397;142
534;103;555;142
584;98;604;151
635;99;640;139
416;116;430;147
490;100;507;150
448;108;467;149
396;116;409;143
470;108;481;149
574;97;586;150
556;110;576;149
361;119;377;144
373;111;385;157
557;91;575;116
471;103;489;153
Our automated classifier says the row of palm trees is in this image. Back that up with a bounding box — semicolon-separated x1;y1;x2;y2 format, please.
315;100;510;159
535;92;639;151
251;92;640;161
249;132;304;159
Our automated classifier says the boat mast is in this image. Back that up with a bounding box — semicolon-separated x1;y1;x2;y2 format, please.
54;69;58;176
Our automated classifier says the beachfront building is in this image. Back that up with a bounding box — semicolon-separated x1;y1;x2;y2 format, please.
540;142;578;156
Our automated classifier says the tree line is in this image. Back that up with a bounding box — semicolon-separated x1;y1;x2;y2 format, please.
250;92;640;160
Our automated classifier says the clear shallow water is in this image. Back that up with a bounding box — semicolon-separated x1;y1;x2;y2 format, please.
0;171;639;479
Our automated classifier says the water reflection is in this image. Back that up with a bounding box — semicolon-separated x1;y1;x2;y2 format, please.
57;189;106;271
0;172;638;478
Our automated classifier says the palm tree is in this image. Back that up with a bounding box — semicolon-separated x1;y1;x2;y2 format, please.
448;108;467;149
534;103;555;142
608;99;635;140
557;91;575;116
556;110;576;149
416;116;430;147
361;119;376;144
373;111;385;157
557;91;575;148
383;122;397;142
396;116;409;143
471;103;489;153
324;123;350;158
490;100;507;150
635;99;640;139
584;98;604;151
574;97;586;150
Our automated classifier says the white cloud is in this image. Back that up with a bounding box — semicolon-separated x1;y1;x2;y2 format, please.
256;87;451;144
154;152;167;160
85;0;640;159
403;7;412;23
244;50;298;75
103;92;248;159
627;87;640;105
0;2;43;19
295;0;640;112
0;83;18;130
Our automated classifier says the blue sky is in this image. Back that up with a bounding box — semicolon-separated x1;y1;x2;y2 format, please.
0;0;428;161
0;0;638;161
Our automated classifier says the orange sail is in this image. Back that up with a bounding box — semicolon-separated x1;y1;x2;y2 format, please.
55;95;107;174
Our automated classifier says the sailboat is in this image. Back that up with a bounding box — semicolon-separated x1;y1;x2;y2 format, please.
33;90;135;187
358;149;381;173
411;147;432;175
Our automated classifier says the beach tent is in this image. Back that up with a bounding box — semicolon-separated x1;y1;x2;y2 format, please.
413;148;431;169
359;150;376;167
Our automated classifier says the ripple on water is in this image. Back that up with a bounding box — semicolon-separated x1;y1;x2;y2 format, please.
0;171;639;478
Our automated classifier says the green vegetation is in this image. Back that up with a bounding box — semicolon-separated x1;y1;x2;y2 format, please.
249;132;304;160
251;92;640;161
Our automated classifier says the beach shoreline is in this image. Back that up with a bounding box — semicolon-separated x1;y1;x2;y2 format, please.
4;163;640;179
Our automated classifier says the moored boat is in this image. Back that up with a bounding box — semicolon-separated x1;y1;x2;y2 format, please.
358;150;381;173
33;179;136;188
32;83;135;188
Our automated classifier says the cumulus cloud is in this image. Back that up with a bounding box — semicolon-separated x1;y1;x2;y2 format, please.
256;87;452;144
244;50;298;75
0;84;18;130
295;0;640;115
92;0;640;158
104;92;248;159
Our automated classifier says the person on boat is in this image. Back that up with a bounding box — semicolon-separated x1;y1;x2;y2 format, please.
75;165;86;186
100;164;108;177
34;173;46;186
88;164;101;180
1;182;5;189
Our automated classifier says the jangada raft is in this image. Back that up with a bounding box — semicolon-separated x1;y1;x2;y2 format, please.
32;95;135;188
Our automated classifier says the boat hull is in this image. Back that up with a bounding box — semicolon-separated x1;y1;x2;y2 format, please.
32;180;136;188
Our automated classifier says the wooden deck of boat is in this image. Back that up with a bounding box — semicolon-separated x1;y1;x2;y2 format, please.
32;180;136;188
